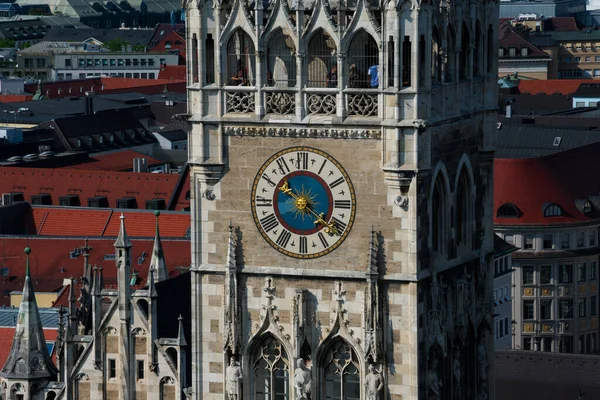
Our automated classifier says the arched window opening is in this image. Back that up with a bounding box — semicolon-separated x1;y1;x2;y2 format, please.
253;335;290;399
445;25;456;83
307;29;337;88
160;377;176;400
497;203;519;218
347;31;378;88
459;22;470;80
432;26;441;83
74;373;90;400
191;33;198;84
487;24;494;74
474;21;482;76
227;29;255;86
205;34;215;85
432;174;447;252
544;204;564;217
322;339;360;400
267;30;296;87
166;347;178;370
456;169;470;245
46;392;57;400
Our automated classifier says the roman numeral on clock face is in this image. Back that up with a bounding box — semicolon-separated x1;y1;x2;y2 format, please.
276;229;292;248
297;152;309;170
276;157;290;175
329;177;345;188
334;200;351;209
318;232;329;248
260;213;279;232
256;196;272;207
299;236;308;254
331;216;347;233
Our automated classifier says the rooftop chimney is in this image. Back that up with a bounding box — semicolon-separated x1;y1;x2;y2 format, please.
505;98;514;119
84;91;95;116
133;158;148;173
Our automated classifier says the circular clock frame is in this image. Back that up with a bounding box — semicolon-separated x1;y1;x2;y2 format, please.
250;146;356;259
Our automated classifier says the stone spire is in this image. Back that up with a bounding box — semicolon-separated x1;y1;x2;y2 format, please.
149;210;168;282
114;213;132;249
177;314;187;346
0;247;58;380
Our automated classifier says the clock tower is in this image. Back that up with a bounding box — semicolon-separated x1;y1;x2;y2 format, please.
185;0;499;397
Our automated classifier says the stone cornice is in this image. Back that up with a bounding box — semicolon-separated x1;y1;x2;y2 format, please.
224;125;382;140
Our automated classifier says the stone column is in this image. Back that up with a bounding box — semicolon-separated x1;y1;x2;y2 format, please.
336;51;347;118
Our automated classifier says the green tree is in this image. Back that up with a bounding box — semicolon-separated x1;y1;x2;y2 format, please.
104;38;129;52
132;44;146;52
0;39;15;48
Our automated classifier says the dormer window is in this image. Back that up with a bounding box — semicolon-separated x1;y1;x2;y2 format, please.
584;200;593;214
508;47;517;57
497;203;519;218
76;138;82;148
521;47;528;56
499;48;505;57
544;203;564;217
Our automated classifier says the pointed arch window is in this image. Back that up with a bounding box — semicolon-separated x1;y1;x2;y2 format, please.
459;22;470;80
456;168;471;245
227;29;255;86
307;29;337;88
445;25;456;83
253;335;290;399
267;30;296;87
347;31;378;88
322;340;360;400
432;174;447;252
432;26;441;83
487;24;494;74
474;21;482;76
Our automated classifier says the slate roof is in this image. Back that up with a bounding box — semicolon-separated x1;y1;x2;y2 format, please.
0;307;59;328
499;94;573;115
494;142;600;226
543;29;600;41
156;129;187;142
0;166;179;209
495;349;600;400
573;83;600;97
30;207;190;238
42;28;155;46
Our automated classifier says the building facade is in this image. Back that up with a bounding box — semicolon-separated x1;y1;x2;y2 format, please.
186;0;499;398
493;236;517;350
495;152;600;354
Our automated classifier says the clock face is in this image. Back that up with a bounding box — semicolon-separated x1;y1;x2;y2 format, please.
251;146;356;259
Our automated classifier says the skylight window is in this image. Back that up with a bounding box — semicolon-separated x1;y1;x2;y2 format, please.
544;204;563;217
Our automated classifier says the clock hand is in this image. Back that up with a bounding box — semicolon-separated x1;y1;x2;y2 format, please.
279;181;340;236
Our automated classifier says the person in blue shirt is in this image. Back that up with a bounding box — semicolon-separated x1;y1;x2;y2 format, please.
368;64;378;88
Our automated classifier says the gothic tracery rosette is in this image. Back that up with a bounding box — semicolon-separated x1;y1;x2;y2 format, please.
347;94;378;117
307;93;336;115
266;92;295;114
226;91;255;113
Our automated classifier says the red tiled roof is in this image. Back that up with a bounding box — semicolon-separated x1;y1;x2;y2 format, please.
0;237;191;304
31;207;190;238
545;17;578;31
150;30;186;61
0;95;33;103
494;142;600;226
57;150;163;172
0;327;57;370
499;20;551;59
99;77;185;91
518;79;597;95
158;65;186;81
0;167;179;209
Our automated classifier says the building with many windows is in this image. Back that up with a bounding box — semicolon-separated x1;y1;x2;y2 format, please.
493;236;518;349
16;41;178;81
495;144;600;354
185;0;499;398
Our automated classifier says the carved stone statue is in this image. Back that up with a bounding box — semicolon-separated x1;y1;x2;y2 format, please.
477;338;489;400
365;363;384;400
226;357;243;400
453;348;463;399
294;358;312;400
428;357;442;400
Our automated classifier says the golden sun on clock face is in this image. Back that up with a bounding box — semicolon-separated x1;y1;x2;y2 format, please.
251;147;356;259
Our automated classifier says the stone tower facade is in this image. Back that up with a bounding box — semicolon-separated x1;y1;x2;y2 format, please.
185;0;499;397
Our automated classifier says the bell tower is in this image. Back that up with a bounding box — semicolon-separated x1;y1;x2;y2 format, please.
185;0;499;396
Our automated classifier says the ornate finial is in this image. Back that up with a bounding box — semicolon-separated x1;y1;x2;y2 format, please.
154;210;161;217
24;246;31;277
24;247;31;255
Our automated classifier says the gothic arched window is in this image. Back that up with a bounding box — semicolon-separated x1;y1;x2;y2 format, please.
445;24;456;83
487;24;494;74
227;29;255;86
322;340;360;400
253;335;290;399
432;174;447;252
267;29;296;87
307;29;337;88
432;26;441;83
474;21;482;76
459;22;470;80
456;168;471;246
347;30;378;88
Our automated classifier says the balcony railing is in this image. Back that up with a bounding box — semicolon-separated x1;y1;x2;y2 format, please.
225;88;255;113
346;90;378;117
265;90;295;115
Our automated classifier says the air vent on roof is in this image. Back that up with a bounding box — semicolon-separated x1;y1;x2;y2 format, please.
88;196;109;208
553;137;562;147
116;197;137;209
31;193;52;205
2;192;24;206
59;194;80;207
145;198;166;210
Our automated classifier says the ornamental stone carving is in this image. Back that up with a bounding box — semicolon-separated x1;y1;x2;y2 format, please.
226;91;255;113
224;126;381;140
347;94;378;117
266;92;295;114
307;94;336;115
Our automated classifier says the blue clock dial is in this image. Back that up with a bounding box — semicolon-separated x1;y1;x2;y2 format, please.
251;147;356;259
